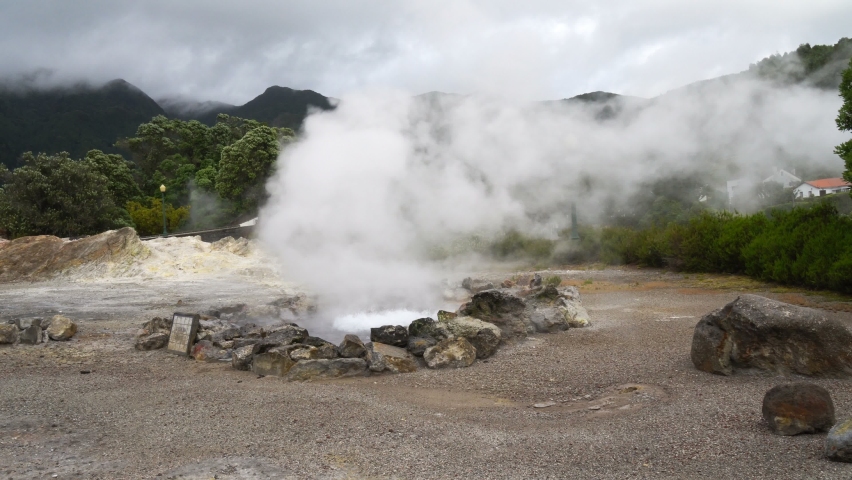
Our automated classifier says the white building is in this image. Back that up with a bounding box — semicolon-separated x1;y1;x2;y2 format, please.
727;169;801;204
794;178;852;199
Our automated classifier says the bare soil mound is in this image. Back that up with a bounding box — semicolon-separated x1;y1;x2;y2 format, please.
0;228;147;282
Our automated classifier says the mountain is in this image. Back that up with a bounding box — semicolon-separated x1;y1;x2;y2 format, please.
183;86;336;130
0;79;164;168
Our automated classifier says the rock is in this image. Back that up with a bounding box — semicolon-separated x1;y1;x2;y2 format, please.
439;315;502;359
366;342;418;373
468;328;501;359
458;290;528;338
407;336;437;357
18;325;42;345
211;327;241;347
436;310;457;322
529;273;542;287
141;316;172;335
561;301;591;328
691;295;852;376
408;317;451;341
289;345;321;361
232;344;260;371
338;334;367;358
533;285;561;302
302;336;339;359
135;332;169;351
0;323;19;344
286;358;368;381
762;383;835;435
46;315;77;341
826;418;852;462
238;323;264;338
461;277;495;293
190;340;229;362
423;337;477;369
252;351;297;377
370;325;409;348
529;309;569;333
14;318;42;330
501;279;515;288
265;324;309;345
235;337;287;353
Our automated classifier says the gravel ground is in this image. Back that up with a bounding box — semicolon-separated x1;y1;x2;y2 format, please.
2;268;852;479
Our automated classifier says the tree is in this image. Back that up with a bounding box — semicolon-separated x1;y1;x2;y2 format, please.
215;125;289;212
836;57;852;192
84;149;142;205
0;152;131;238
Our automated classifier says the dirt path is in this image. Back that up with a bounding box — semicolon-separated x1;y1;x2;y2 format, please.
2;268;852;479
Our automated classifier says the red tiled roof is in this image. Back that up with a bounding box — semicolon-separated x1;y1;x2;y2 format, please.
805;178;851;189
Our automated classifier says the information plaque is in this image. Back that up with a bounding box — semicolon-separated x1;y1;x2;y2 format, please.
167;313;200;356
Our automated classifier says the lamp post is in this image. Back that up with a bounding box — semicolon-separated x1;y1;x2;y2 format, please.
570;202;580;240
160;184;167;236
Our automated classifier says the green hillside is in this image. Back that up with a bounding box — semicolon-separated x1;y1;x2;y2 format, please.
189;86;335;130
0;79;164;168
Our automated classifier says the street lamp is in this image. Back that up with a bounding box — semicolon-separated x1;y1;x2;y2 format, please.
160;184;167;236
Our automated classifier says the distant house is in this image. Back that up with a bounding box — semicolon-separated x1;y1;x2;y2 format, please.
727;168;800;204
794;178;852;198
763;169;801;188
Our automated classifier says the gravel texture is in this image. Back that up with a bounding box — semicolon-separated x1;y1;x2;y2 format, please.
2;268;852;479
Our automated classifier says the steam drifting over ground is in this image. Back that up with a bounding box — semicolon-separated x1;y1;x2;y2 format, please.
258;79;845;311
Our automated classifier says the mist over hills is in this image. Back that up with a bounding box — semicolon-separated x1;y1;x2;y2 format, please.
0;37;849;170
0;79;164;168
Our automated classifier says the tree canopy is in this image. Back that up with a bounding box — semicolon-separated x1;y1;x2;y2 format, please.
0;151;133;238
837;57;852;188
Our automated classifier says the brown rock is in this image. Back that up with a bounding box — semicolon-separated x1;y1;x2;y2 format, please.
763;383;835;435
135;332;169;351
338;334;367;358
47;315;77;341
0;323;18;344
423;337;477;369
367;342;418;373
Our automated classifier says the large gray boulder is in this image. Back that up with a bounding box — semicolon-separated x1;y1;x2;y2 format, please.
286;358;368;381
458;290;528;338
423;337;477;369
827;419;852;462
762;383;835;435
691;295;852;377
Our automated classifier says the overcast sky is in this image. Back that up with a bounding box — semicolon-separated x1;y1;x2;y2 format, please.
0;0;849;104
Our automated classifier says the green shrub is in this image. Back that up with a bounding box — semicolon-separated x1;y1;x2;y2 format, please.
127;197;190;236
544;275;562;287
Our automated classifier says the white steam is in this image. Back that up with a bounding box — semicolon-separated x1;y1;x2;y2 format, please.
258;78;845;312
